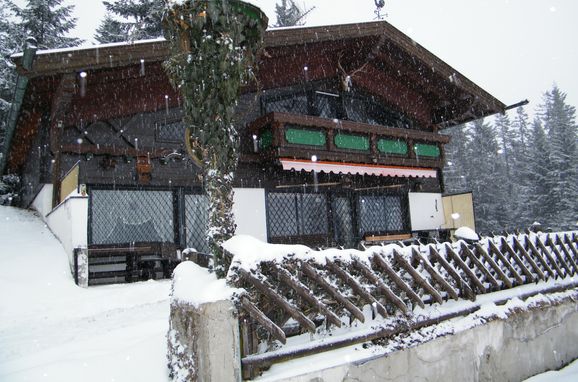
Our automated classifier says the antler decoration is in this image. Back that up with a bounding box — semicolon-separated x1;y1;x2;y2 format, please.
337;52;369;92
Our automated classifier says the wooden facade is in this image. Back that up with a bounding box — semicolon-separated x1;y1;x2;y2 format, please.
5;21;505;270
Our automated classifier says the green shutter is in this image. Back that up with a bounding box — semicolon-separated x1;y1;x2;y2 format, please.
285;127;326;146
259;129;272;149
377;139;408;155
334;133;370;151
414;143;440;158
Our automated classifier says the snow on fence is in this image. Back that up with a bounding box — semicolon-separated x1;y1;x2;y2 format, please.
223;232;578;379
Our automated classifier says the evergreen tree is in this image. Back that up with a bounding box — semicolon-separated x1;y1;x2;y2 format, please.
9;0;82;49
467;119;509;233
526;118;554;227
274;0;315;27
510;106;533;226
540;86;578;229
0;0;23;152
442;123;471;194
95;0;164;43
94;13;127;44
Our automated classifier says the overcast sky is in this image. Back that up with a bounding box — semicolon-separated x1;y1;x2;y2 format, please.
14;0;578;117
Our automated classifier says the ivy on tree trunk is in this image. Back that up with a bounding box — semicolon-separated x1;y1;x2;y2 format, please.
163;0;267;277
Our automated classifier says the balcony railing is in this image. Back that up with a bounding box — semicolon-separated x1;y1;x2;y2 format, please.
247;112;449;169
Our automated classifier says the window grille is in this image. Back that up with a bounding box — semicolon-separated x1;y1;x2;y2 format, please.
184;194;210;253
358;194;406;236
90;189;175;245
267;192;328;238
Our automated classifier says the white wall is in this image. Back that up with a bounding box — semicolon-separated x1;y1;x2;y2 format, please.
408;192;445;231
30;184;54;217
233;188;267;242
32;185;88;265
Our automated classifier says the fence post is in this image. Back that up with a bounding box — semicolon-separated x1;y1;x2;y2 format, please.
74;247;89;288
167;263;242;382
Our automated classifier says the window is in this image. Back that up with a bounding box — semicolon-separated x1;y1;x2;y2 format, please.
267;192;328;239
358;194;406;236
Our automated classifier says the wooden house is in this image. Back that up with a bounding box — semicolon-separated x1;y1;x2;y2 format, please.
2;21;506;283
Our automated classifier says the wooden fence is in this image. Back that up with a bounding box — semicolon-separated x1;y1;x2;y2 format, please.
226;232;578;379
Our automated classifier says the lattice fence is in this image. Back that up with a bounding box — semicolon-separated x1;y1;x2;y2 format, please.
226;231;578;378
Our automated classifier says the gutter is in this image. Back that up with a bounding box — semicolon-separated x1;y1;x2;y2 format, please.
0;37;37;175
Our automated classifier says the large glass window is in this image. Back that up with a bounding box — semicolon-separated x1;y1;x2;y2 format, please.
267;192;328;238
358;194;406;236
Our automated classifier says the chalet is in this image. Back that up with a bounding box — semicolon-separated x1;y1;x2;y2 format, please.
1;21;507;284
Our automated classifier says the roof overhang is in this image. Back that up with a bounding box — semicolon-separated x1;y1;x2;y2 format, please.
10;21;505;128
280;159;437;178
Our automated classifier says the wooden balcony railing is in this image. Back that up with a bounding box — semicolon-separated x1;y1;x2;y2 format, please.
247;112;450;169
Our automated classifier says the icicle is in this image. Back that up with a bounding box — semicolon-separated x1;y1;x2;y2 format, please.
165;95;170;114
109;55;113;67
134;138;139;150
140;59;145;76
95;48;100;65
79;72;87;97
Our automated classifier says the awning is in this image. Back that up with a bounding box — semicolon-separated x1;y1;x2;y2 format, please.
280;159;437;178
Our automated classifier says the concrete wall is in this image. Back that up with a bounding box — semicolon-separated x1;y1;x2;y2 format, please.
32;185;88;265
272;299;578;382
168;299;242;382
30;184;53;217
233;188;267;242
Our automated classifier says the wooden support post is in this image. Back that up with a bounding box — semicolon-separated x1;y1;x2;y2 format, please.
49;73;76;208
239;268;316;333
396;249;443;304
475;243;512;289
353;258;409;314
301;262;365;323
373;252;426;308
326;259;389;318
429;246;475;301
272;264;342;328
445;244;486;293
240;296;287;345
512;237;546;281
413;249;459;300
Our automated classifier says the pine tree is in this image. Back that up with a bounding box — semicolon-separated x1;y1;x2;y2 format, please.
94;13;127;44
467;119;509;233
540;86;578;229
0;0;23;152
526;118;554;227
442;123;471;194
274;0;315;27
10;0;82;49
95;0;164;43
510;106;533;226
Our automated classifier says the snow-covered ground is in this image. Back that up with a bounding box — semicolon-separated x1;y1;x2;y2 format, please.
0;206;171;382
1;205;576;382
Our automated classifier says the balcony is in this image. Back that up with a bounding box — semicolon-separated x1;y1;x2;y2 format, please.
247;112;450;170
